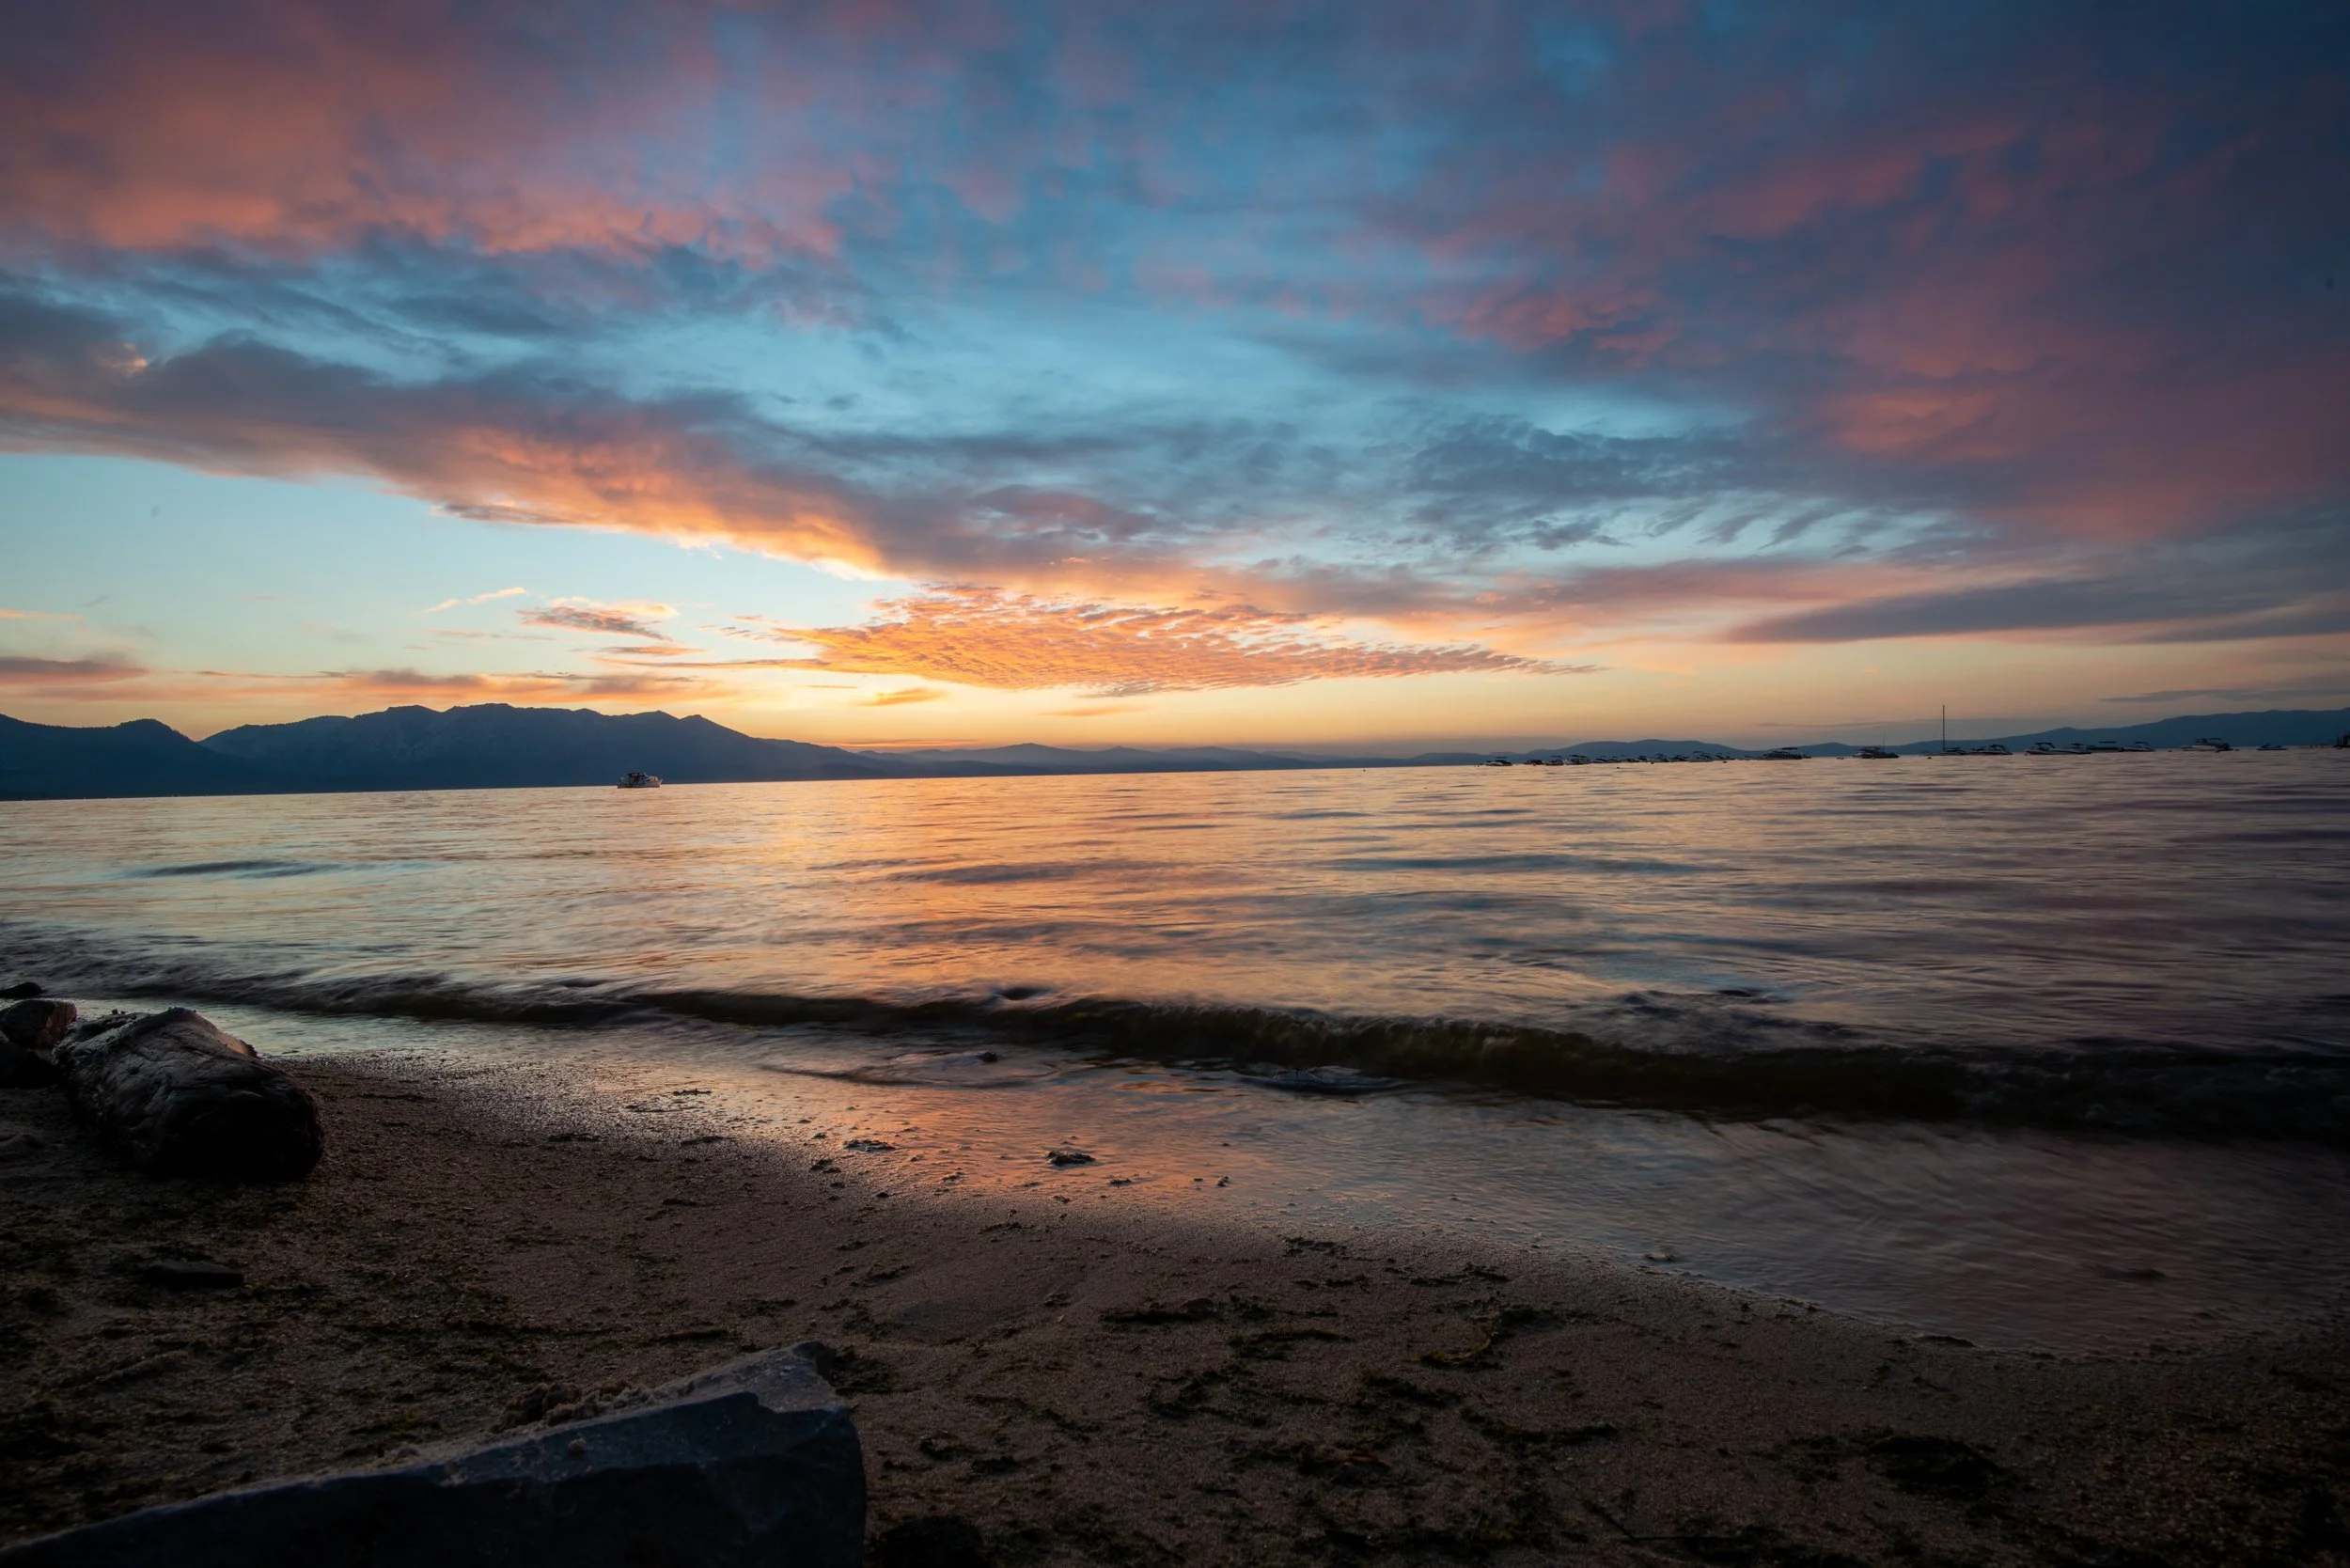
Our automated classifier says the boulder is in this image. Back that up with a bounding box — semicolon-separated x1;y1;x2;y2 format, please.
0;980;40;1000
0;1043;59;1088
1;998;76;1051
0;999;71;1089
55;1009;322;1179
0;1346;865;1568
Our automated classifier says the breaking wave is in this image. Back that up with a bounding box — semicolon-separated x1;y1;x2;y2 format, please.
8;922;2344;1144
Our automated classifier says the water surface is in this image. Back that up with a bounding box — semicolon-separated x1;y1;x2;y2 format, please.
6;751;2346;1350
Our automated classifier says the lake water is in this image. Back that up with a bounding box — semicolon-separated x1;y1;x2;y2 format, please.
5;751;2346;1351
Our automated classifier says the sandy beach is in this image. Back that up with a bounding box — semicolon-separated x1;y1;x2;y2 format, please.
4;1048;2344;1566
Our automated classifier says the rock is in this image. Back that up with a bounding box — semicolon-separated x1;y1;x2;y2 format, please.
0;1042;62;1088
0;1346;864;1568
143;1260;243;1289
55;1009;323;1180
1045;1146;1095;1167
0;999;74;1088
0;998;75;1051
0;1123;42;1161
0;980;41;1000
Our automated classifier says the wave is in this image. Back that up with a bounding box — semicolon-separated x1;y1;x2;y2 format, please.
8;924;2345;1143
123;859;345;880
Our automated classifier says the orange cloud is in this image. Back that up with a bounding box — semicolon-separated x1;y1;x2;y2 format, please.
0;654;148;682
738;586;1573;697
0;1;845;262
522;602;676;639
862;686;946;706
318;667;699;702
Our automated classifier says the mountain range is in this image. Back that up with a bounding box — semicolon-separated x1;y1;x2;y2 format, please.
2;702;2345;800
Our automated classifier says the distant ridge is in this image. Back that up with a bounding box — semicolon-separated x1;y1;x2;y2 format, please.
0;702;2343;800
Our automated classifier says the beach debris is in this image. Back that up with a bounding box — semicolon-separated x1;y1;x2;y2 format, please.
1045;1146;1096;1167
0;998;74;1087
54;1008;323;1180
0;1345;865;1568
143;1260;243;1290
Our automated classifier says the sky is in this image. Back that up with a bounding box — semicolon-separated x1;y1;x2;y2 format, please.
2;0;2346;750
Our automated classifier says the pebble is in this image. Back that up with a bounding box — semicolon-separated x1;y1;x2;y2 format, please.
144;1260;245;1289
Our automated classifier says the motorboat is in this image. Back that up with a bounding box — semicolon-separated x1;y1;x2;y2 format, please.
1761;748;1808;760
617;771;664;788
2183;737;2232;752
1854;745;1901;760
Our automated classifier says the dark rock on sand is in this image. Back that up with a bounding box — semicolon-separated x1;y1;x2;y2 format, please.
0;1345;864;1568
0;999;75;1087
142;1260;244;1290
2;999;76;1052
0;980;41;1000
55;1009;323;1180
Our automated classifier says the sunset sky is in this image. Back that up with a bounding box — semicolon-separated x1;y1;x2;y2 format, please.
3;0;2345;749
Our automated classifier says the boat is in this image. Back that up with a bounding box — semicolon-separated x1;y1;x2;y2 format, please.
1480;758;1514;767
1760;748;1808;760
2257;743;2288;751
1853;745;1900;760
2026;742;2089;755
2123;742;2152;752
2088;741;2124;752
617;771;664;789
2183;737;2232;752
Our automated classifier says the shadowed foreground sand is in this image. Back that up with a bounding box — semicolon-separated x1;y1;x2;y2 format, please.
3;1055;2345;1566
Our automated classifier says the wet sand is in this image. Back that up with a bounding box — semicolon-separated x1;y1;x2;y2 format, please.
3;1052;2345;1566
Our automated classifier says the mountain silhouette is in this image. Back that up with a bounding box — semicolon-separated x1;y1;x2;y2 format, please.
1;701;2343;800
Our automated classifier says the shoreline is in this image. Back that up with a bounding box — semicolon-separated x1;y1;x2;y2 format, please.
5;1048;2346;1563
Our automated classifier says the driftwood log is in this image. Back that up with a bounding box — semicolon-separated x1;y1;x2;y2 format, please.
0;998;74;1087
55;1009;322;1179
0;1346;865;1568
